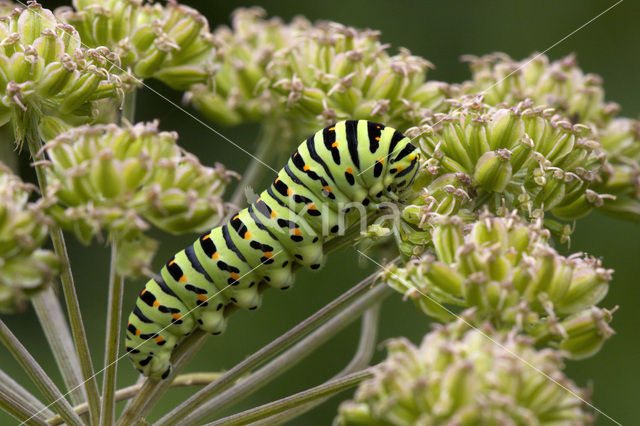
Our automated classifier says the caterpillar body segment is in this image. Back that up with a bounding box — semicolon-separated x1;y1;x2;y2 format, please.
125;120;420;379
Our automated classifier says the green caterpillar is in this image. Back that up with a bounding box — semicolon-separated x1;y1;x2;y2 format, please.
125;120;420;379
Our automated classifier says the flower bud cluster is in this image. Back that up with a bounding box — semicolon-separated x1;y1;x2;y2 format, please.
460;53;619;127
0;2;124;138
58;0;215;90
403;100;606;227
188;7;452;135
336;321;592;425
0;164;59;313
42;121;237;244
386;214;615;359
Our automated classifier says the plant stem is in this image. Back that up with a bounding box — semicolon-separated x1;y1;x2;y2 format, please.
0;387;48;426
47;372;222;426
0;369;53;419
157;282;392;425
100;240;126;426
30;289;86;407
227;122;279;212
256;304;380;425
122;88;137;124
116;330;210;425
24;112;101;424
206;369;373;426
0;320;83;426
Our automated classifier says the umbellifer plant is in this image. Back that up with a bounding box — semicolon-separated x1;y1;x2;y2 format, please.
0;2;632;425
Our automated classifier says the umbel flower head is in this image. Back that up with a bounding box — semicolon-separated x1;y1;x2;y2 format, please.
336;321;593;425
41;121;237;244
188;7;452;136
460;53;619;128
386;213;615;359
0;164;59;313
402;99;607;231
58;0;216;90
0;2;124;140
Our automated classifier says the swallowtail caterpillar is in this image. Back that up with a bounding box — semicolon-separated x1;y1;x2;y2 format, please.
125;120;420;379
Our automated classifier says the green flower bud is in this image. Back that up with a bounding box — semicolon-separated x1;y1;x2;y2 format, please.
336;321;593;425
42;121;238;243
386;214;615;356
474;149;513;192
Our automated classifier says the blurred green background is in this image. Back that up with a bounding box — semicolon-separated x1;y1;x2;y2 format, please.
2;0;639;424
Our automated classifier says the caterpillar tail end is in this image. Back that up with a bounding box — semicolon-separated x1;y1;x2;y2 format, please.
130;349;173;380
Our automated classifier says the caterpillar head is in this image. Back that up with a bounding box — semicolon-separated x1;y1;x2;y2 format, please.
385;137;420;201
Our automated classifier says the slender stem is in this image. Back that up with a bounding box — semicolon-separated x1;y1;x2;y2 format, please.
122;88;137;124
100;240;126;426
158;283;392;425
24;111;101;424
0;387;48;426
0;369;53;418
0;320;83;426
116;330;209;425
227;123;280;212
206;369;373;426
47;372;222;426
31;289;87;406
256;304;381;425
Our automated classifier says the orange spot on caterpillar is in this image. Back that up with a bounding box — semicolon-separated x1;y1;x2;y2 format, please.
233;215;239;221
257;197;262;202
396;165;404;171
329;127;335;131
141;289;147;295
345;167;353;174
331;142;339;148
229;272;240;280
179;275;187;283
294;152;298;157
154;336;164;343
172;313;182;320
292;228;302;236
244;231;252;239
153;301;160;308
322;186;332;192
275;177;280;183
264;251;273;258
308;203;317;210
169;260;175;266
202;234;211;240
197;294;208;302
270;211;276;218
377;125;381;129
212;252;219;259
378;158;384;164
303;165;310;171
136;329;141;336
375;137;380;141
286;188;292;196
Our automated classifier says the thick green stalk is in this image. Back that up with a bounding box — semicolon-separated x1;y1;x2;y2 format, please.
157;283;392;425
48;372;222;426
0;320;83;426
100;241;126;426
30;289;86;407
206;369;373;426
24;113;101;424
0;369;53;421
